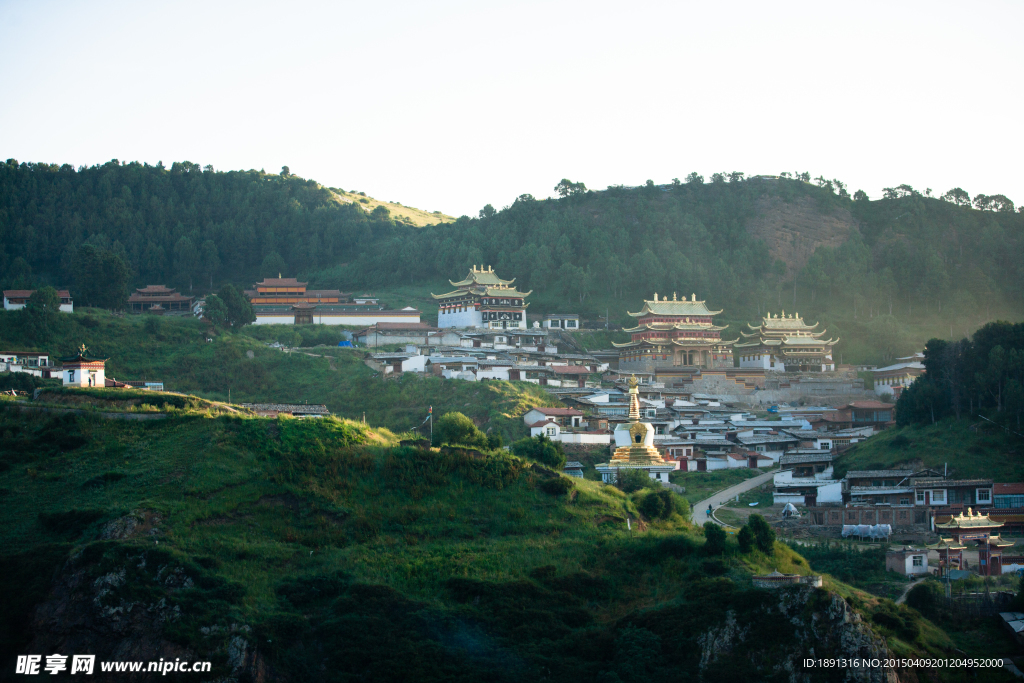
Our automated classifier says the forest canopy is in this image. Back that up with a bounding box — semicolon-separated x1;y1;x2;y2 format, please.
1;159;1021;337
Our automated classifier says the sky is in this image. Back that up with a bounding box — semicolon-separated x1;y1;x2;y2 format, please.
1;0;1021;217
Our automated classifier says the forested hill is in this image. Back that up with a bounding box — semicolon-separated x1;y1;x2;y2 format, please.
2;159;1022;340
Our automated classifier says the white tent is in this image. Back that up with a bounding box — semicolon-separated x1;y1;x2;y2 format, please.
841;524;891;540
781;503;799;518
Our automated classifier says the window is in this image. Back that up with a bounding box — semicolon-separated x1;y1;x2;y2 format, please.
978;489;991;503
546;427;556;436
932;489;946;503
899;498;910;506
912;556;923;567
916;490;925;503
820;442;831;450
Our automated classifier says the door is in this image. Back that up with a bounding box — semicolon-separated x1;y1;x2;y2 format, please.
697;460;707;472
805;494;817;506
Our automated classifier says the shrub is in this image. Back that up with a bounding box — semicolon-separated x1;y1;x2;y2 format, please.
435;412;487;449
510;434;566;469
638;490;677;520
703;521;727;555
538;476;573;496
905;582;940;618
746;514;776;553
737;525;754;553
616;468;658;493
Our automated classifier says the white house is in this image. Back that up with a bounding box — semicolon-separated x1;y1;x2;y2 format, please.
542;314;580;330
3;288;73;313
522;407;584;428
886;547;930;576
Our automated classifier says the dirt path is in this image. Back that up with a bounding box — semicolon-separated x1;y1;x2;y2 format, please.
894;577;927;605
692;469;779;527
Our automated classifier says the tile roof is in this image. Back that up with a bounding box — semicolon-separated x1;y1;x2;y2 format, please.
846;470;915;479
531;407;584;416
780;452;833;465
995;483;1024;495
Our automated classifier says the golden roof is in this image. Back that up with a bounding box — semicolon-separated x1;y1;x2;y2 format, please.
627;292;722;318
612;338;739;349
449;265;515;288
934;508;1004;530
622;322;729;333
927;537;966;551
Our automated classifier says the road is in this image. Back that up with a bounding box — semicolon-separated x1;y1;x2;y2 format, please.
691;469;779;526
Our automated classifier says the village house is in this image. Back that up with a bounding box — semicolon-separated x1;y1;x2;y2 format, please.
886;547;930;577
872;353;925;397
0;351;61;379
354;323;460;347
913;478;993;508
994;483;1024;509
774;450;841;505
815;401;894;431
523;407;584;428
3;288;73;312
542;313;580;329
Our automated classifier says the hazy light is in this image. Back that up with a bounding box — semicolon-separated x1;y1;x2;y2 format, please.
1;0;1021;216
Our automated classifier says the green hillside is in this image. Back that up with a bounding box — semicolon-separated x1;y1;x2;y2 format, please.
0;396;1002;682
0;310;560;440
3;160;1022;365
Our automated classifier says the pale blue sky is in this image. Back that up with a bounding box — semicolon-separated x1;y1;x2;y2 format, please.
1;0;1021;217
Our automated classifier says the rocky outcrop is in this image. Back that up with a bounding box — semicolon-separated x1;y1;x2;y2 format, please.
23;545;277;683
746;195;860;276
697;587;898;683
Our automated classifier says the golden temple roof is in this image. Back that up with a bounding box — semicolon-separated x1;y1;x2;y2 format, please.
927;537;966;551
612;338;739;349
431;287;532;300
622;322;729;333
934;508;1004;530
449;265;515;288
627;292;722;318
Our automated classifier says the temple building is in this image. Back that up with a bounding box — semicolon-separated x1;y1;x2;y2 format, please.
595;375;676;484
929;508;1013;576
433;266;531;330
734;311;838;372
613;293;737;373
127;285;194;313
246;275;420;326
62;344;106;387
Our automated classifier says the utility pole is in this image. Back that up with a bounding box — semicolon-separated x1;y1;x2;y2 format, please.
429;405;433;444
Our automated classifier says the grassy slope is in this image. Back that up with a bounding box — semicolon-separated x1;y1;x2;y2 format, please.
0;395;1013;681
835;419;1024;482
330;189;455;227
0;310;562;439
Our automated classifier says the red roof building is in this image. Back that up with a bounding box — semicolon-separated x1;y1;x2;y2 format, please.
4;289;73;312
127;285;194;313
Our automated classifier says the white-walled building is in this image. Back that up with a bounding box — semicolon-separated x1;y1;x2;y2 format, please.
62;345;106;387
433;266;530;330
3;289;73;313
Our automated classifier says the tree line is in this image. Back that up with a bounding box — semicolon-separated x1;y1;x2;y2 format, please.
1;159;1021;337
898;321;1024;429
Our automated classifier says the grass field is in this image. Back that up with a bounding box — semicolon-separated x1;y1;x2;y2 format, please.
329;189;455;227
0;310;562;439
835;419;1024;482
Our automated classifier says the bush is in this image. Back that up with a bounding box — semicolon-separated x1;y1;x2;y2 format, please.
703;522;727;555
638;490;678;520
905;582;940;618
510;434;566;469
435;412;487;448
616;468;659;493
737;525;754;553
745;514;776;553
538;476;573;496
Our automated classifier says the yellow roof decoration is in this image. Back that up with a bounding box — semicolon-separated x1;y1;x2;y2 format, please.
934;507;1004;530
627;292;722;318
449;265;515;288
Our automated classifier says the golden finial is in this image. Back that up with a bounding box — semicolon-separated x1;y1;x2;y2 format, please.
691;293;696;301
79;343;87;355
278;272;282;278
673;292;677;301
654;292;658;301
781;309;785;318
628;374;639;388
